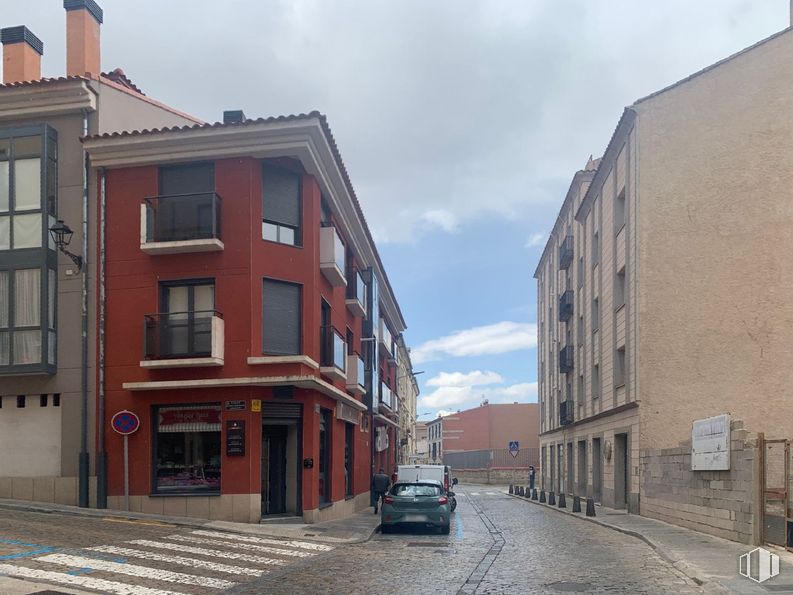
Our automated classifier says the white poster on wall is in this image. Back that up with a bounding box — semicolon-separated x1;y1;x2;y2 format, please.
691;414;731;471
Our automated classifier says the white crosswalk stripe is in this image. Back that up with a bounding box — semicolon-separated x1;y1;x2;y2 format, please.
165;534;314;558
191;529;334;551
128;539;288;566
89;545;265;577
0;562;181;595
38;553;236;589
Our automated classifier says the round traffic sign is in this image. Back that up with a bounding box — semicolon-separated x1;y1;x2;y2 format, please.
111;410;140;435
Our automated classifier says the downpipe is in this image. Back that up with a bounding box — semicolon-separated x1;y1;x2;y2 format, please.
78;110;89;508
96;167;107;509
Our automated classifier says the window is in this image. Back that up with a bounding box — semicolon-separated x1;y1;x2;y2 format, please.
0;135;43;251
263;279;301;355
391;484;441;497
16;395;25;408
592;231;599;267
615;187;626;233
53;393;60;407
262;163;301;246
344;422;354;498
615;347;626;387
577;316;584;346
577;257;584;289
592;365;600;399
615;267;626;309
155;163;216;242
592;297;600;332
39;394;47;407
577;375;584;404
154;403;221;493
319;409;331;504
158;280;215;358
0;268;45;366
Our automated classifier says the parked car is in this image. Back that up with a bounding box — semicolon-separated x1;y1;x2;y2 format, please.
380;479;451;534
395;464;459;511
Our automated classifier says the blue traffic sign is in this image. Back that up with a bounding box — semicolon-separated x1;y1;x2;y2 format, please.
508;440;520;457
111;410;140;435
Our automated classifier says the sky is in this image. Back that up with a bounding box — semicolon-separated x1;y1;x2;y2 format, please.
4;0;787;423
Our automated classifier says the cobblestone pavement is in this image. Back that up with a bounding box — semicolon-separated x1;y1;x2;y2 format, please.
0;486;710;594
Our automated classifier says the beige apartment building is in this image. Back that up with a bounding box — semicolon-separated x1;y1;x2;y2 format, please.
535;24;793;543
395;335;419;464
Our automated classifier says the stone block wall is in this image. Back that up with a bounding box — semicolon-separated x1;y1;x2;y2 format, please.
640;421;757;544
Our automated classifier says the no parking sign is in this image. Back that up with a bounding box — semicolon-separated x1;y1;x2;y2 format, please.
111;410;140;435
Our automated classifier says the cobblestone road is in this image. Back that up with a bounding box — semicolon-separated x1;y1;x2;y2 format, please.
0;486;710;594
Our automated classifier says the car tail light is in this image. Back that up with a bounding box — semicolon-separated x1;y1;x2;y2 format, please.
438;496;448;505
384;495;394;504
444;474;449;491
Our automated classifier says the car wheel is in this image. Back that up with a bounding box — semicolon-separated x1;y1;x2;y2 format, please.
441;524;450;535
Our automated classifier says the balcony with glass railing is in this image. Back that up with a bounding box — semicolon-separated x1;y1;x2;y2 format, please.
345;269;367;317
140;193;224;255
345;353;366;396
320;226;346;287
378;318;393;357
320;325;346;381
141;310;224;368
379;381;395;410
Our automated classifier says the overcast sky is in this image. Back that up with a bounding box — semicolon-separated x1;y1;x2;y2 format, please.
5;0;788;424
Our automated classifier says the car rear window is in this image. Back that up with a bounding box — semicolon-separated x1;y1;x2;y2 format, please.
391;484;441;497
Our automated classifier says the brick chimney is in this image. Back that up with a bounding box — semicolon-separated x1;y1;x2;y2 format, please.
64;0;103;78
0;26;44;84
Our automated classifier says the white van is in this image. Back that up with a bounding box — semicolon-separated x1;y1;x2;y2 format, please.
395;465;458;510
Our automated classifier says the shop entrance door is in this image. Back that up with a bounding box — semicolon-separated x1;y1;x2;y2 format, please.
262;425;288;515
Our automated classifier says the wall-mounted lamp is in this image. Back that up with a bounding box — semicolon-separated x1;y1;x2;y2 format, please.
49;219;83;271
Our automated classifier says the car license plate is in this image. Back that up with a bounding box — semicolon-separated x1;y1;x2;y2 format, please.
404;514;425;522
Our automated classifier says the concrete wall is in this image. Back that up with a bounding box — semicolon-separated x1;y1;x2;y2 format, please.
454;468;530;485
640;421;757;544
634;27;793;448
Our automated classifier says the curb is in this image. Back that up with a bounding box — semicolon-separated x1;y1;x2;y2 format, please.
503;491;710;588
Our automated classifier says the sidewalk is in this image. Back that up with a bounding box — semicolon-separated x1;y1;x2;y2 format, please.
0;497;380;545
503;487;793;594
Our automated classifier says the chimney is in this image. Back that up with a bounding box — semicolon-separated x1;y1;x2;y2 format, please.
223;110;247;124
1;26;44;84
64;0;103;78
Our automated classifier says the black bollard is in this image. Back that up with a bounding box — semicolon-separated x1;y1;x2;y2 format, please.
558;492;566;508
532;488;538;500
520;486;526;497
548;491;556;505
586;497;596;517
539;490;546;503
509;484;514;494
572;496;581;512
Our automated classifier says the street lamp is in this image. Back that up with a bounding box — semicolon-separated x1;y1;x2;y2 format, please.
49;220;83;271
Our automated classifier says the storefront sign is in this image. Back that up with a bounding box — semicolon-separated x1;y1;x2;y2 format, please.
375;426;389;452
336;402;360;425
692;413;730;471
159;406;221;432
226;420;245;456
251;399;262;412
225;400;246;411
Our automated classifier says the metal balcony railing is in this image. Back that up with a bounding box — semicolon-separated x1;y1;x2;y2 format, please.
144;192;221;243
559;235;574;270
559;290;574;322
559;345;574;374
144;310;221;359
560;400;574;426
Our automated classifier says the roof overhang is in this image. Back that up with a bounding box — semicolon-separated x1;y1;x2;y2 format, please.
0;78;96;121
121;374;367;412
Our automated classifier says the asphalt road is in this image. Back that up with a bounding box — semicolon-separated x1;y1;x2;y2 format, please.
0;485;709;594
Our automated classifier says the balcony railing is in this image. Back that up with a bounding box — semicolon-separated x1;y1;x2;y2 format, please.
379;318;393;357
559;345;574;374
379;382;394;410
142;310;224;368
141;193;224;254
346;353;366;396
345;269;367;317
559;234;574;270
560;400;574;426
320;226;346;287
320;325;346;381
558;290;574;322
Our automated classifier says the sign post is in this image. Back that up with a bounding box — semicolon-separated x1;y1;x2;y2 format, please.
509;441;520;487
111;410;140;511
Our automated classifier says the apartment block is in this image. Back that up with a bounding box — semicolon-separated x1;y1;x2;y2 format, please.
535;25;793;540
395;335;419;464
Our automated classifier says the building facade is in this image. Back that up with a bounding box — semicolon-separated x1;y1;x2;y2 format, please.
440;402;539;454
535;24;793;540
411;421;428;464
395;335;419;464
0;0;199;507
427;416;443;464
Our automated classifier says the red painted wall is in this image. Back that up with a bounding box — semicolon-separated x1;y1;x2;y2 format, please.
442;404;540;453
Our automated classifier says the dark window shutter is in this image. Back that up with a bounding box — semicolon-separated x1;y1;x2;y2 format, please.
160;163;214;195
263;165;300;228
263;279;301;355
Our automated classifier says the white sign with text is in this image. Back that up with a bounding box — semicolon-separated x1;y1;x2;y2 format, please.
691;413;730;471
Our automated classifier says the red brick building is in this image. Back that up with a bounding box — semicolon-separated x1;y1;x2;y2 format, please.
84;112;406;523
441;402;539;453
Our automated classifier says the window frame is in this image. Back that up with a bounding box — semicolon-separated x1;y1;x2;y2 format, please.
262;162;303;248
262;278;303;356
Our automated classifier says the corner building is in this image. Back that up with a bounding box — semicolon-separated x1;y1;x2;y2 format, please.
85;112;406;523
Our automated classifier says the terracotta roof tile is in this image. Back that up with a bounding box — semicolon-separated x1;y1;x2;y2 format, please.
101;68;144;95
0;75;88;89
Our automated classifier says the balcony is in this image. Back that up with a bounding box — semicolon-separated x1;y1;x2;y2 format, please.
558;234;574;270
558;290;574;322
140;193;224;255
345;269;367;317
559;345;574;374
320;226;346;287
345;353;366;396
320;325;346;381
560;400;574;426
142;311;224;368
379;382;395;410
378;318;393;357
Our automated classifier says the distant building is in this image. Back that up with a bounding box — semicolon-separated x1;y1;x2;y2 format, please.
441;402;539;454
427;416;443;464
411;421;428;464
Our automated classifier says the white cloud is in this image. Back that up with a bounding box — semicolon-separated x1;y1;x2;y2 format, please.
426;370;503;388
525;233;546;248
419;381;537;410
412;321;537;364
421;209;460;233
436;409;458;418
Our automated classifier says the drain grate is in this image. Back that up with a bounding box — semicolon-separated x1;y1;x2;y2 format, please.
546;582;593;592
407;542;448;547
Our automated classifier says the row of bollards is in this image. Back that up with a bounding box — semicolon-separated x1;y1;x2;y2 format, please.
509;484;596;517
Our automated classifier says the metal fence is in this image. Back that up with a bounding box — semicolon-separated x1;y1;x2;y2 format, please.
444;448;540;470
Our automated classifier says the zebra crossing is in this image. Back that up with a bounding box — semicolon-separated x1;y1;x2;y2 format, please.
0;528;334;594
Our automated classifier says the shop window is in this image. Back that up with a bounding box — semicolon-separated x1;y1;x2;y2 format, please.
153;403;221;494
319;408;331;504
